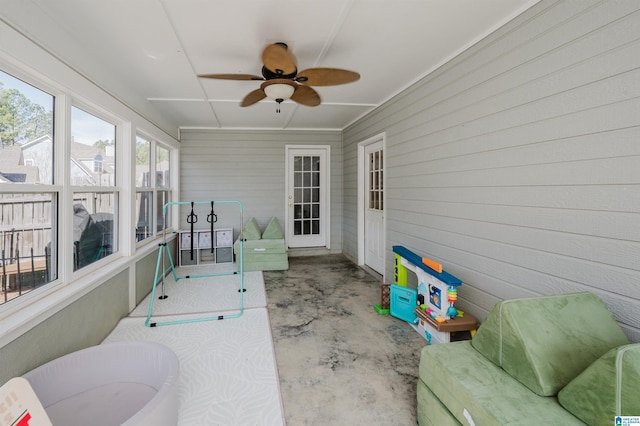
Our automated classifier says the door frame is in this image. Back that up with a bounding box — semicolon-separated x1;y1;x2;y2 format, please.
357;133;386;275
284;144;331;249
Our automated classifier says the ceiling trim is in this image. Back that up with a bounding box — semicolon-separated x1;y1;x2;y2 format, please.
147;98;208;102
178;126;344;133
149;97;376;107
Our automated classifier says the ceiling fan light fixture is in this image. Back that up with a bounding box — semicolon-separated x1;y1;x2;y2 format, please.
261;79;298;113
261;79;297;102
264;83;295;101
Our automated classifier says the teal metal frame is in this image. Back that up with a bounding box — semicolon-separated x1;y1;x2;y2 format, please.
145;200;244;327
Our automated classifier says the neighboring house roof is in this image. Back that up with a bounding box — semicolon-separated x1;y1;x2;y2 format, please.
71;141;115;174
0;145;39;183
21;134;51;150
0;145;24;167
1;135;115;184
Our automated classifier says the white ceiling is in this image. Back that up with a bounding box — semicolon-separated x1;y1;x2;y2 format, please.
0;0;538;133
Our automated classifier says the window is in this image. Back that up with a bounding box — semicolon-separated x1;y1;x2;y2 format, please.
156;145;169;188
0;70;57;305
135;135;171;242
368;149;383;211
93;153;103;173
156;145;171;233
135;136;152;242
0;71;54;184
293;155;321;235
70;106;115;186
72;193;115;270
1;64;178;311
70;106;117;271
156;189;171;233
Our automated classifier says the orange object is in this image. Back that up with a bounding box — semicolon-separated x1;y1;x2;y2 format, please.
422;257;442;273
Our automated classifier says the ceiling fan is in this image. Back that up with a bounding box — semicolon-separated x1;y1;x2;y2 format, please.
198;42;360;112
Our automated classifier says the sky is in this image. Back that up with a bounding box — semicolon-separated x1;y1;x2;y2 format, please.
71;106;115;146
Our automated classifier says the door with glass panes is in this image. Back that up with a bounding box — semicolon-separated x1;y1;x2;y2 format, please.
364;140;384;273
286;146;329;248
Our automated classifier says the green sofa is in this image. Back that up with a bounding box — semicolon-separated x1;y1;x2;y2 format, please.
417;292;639;425
233;217;289;272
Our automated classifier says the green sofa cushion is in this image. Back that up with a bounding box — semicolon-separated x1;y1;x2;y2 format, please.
471;292;629;396
558;344;640;426
238;253;289;272
233;238;288;272
419;341;585;425
234;238;286;254
417;381;462;426
240;217;262;240
262;217;284;239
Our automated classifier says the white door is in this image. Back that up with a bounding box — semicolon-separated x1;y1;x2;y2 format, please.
286;146;330;248
364;140;384;274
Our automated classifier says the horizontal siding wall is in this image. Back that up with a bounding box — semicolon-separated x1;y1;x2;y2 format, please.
343;0;640;341
0;270;129;384
179;129;343;253
135;240;176;305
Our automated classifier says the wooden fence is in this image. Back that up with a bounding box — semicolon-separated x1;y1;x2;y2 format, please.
0;194;52;303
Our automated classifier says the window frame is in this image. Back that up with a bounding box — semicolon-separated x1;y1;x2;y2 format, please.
134;133;173;246
0;47;180;347
0;65;62;311
0;65;165;311
68;101;121;274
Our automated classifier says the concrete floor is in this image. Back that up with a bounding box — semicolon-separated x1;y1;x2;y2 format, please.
265;255;426;425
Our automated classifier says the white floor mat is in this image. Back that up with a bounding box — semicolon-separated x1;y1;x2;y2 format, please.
105;266;284;426
131;264;266;318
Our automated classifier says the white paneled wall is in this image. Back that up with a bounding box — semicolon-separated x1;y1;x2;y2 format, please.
343;0;640;341
179;129;343;253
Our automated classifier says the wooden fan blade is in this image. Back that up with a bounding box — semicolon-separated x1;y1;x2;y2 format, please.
198;73;264;81
262;43;297;75
241;88;266;107
296;68;360;86
291;85;321;107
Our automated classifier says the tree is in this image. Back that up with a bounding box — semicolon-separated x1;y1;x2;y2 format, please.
0;83;53;146
136;139;150;165
93;139;114;151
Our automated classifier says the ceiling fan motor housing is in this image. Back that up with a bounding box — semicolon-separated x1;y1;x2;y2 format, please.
261;65;297;80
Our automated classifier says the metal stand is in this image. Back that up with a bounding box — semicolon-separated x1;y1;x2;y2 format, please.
145;200;244;327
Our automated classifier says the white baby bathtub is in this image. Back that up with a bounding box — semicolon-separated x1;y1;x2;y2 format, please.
23;341;180;426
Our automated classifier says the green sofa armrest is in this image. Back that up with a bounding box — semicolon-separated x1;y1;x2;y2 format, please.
471;292;629;396
559;343;640;425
